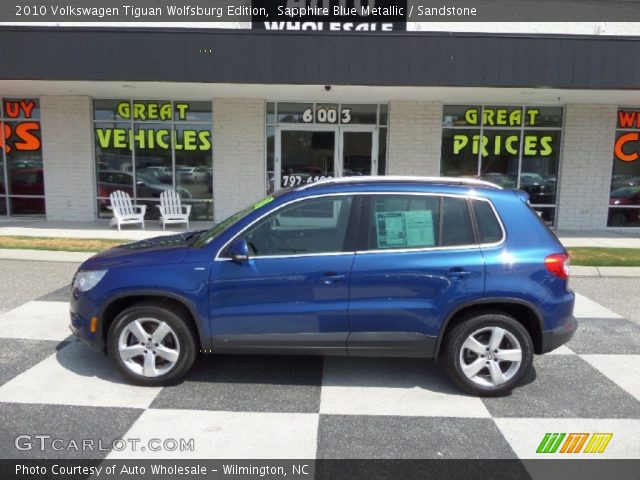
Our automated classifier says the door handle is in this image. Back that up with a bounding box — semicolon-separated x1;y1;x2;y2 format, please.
447;268;472;279
322;273;346;284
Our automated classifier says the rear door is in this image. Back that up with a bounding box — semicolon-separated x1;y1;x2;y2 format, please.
347;193;486;357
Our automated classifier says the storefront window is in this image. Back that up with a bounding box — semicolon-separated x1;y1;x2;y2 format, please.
93;100;213;220
441;105;563;225
609;108;640;227
0;98;44;216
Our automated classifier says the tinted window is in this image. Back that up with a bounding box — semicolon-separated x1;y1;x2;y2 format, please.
368;195;440;249
472;199;503;244
441;197;474;246
243;196;353;256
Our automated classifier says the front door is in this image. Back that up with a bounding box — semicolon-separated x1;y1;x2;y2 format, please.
209;195;356;353
341;127;377;177
275;127;377;190
276;127;338;190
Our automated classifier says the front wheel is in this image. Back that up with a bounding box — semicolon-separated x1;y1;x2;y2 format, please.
441;311;533;397
107;302;197;386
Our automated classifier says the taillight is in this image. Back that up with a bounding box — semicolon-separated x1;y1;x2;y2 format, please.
545;253;570;280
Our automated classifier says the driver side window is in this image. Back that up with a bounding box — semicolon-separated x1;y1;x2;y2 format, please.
242;196;353;257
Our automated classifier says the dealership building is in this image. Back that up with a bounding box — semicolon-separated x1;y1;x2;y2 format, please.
0;22;639;230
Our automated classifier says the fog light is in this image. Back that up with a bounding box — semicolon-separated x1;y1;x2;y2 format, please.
90;317;98;333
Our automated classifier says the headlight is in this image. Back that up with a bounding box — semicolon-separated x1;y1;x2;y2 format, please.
73;270;108;292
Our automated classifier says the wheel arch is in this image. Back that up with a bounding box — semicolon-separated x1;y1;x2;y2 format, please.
435;298;545;357
99;290;204;351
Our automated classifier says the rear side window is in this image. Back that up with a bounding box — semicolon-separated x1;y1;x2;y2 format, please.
441;197;474;246
366;195;476;250
472;199;503;244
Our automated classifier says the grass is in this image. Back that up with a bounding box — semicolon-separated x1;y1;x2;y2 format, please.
0;237;639;266
0;236;127;252
568;247;640;267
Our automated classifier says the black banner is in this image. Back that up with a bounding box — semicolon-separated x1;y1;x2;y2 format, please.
2;0;640;23
2;459;640;480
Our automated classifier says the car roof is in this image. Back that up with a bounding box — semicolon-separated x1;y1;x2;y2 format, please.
295;176;502;191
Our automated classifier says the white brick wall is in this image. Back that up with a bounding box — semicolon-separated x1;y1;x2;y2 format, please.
212;99;265;221
556;104;617;230
41;96;95;221
387;101;443;176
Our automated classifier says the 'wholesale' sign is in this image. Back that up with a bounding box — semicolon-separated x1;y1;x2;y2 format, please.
251;0;407;32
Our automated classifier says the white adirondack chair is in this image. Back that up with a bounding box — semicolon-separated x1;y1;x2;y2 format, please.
157;190;191;229
108;190;146;230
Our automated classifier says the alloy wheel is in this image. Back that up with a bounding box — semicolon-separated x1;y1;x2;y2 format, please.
458;326;523;388
117;318;181;378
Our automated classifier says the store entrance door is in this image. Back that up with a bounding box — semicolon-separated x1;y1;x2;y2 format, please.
275;126;377;190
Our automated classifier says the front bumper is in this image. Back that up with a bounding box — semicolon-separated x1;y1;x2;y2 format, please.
69;292;104;351
540;315;577;353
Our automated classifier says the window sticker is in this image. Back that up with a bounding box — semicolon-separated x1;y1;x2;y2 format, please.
375;210;435;249
405;210;435;247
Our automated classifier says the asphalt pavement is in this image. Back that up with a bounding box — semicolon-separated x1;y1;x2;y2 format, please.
570;277;640;326
0;259;638;464
0;260;78;315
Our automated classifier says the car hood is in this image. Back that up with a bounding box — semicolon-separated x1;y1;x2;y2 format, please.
80;234;192;270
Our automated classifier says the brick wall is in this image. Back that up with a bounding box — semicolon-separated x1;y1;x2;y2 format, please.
212;99;265;221
556;104;617;230
387;101;443;176
41;96;95;221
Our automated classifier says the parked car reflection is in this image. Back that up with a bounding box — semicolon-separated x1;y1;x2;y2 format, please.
2;167;45;214
518;172;556;204
608;186;640;227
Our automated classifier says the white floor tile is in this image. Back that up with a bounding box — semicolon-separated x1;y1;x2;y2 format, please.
495;418;640;459
319;358;491;418
581;355;640;401
107;409;319;459
0;341;161;409
573;293;622;319
545;345;576;355
0;301;72;341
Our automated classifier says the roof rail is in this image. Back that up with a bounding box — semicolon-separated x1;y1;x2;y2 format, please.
296;175;502;190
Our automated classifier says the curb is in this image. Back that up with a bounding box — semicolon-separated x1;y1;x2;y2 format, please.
571;266;640;278
0;249;95;263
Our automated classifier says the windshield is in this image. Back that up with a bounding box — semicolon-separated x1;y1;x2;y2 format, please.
192;195;276;248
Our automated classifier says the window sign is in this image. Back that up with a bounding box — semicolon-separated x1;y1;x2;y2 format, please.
302;105;352;124
0;98;44;216
273;102;379;125
441;105;563;225
93;99;213;221
95;101;211;151
609;108;640;227
0;99;41;154
375;210;435;249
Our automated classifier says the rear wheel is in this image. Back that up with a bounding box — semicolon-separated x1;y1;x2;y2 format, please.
441;311;533;396
609;211;627;227
107;302;197;386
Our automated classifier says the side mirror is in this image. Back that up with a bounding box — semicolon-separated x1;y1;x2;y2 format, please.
228;238;249;263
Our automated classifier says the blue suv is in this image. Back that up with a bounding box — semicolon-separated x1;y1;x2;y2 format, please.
70;177;576;396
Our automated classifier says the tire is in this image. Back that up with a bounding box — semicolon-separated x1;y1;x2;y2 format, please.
609;211;627;227
107;301;197;386
441;310;533;397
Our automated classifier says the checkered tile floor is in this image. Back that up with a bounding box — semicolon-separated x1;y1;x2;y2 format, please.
0;287;639;460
